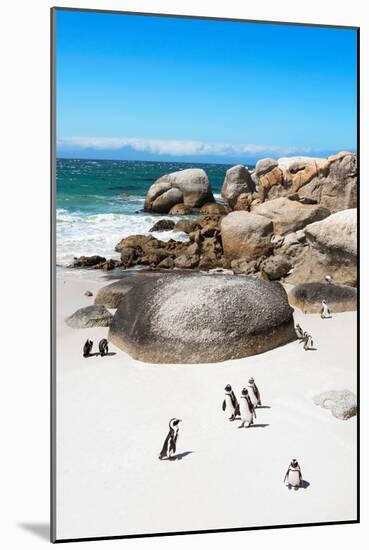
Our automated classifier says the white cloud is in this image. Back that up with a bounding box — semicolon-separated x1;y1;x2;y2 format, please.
57;136;314;157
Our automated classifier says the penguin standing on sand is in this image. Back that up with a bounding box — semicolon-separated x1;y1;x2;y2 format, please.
284;459;303;490
295;324;304;339
159;418;182;460
83;338;93;358
98;338;109;357
222;384;240;421
239;388;256;428
247;378;262;408
302;331;314;351
325;275;333;284
320;300;331;319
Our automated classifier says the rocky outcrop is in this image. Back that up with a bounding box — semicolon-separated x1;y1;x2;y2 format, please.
220;211;273;261
71;255;106;268
313;390;357;420
149;219;175;232
65;305;113;328
253;197;330;235
144;168;214;212
113;216;225;271
109;273;296;363
286;209;357;286
252;152;357;213
221;165;255;209
288;282;357;313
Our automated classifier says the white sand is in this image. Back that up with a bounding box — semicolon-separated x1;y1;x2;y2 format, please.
55;270;357;540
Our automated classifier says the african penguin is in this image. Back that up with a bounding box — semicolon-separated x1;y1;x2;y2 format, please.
98;338;109;357
325;275;333;284
320;300;331;319
295;324;304;339
302;332;314;351
284;459;303;490
247;378;262;408
83;338;93;358
159;418;181;460
222;384;240;421
239;388;256;428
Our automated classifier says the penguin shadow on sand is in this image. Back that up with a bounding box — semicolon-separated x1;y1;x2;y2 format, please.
167;451;194;461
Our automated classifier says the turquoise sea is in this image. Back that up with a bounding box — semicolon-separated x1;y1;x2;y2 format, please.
56;158;254;265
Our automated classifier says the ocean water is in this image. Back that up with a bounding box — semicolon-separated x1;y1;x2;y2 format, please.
56;158;250;266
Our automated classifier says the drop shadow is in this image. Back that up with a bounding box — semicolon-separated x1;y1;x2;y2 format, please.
168;451;194;461
304;348;317;351
18;523;49;541
237;423;269;429
84;352;117;358
256;405;271;409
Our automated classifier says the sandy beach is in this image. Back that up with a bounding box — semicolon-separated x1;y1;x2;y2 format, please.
55;269;357;540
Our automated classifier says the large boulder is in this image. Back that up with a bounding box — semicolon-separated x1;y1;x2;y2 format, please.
65;305;113;328
109;273;296;363
252;152;357;212
286;209;357;286
313;390;357;420
261;255;291;280
145;168;214;212
288;282;357;313
220;211;273;261
253;197;330;235
221;164;255;209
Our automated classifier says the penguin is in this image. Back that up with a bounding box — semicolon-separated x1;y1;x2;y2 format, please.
325;275;333;284
98;338;109;357
284;459;303;490
159;418;181;460
222;384;240;421
239;388;256;428
302;332;314;351
320;300;331;319
295;324;304;339
247;378;262;408
83;338;93;358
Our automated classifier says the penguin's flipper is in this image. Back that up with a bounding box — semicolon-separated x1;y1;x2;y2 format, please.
222;400;226;411
235;403;240;417
159;434;170;460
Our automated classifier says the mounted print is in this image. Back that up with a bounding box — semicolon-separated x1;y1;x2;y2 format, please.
51;7;359;543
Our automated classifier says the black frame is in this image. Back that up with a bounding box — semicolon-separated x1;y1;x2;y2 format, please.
50;6;360;543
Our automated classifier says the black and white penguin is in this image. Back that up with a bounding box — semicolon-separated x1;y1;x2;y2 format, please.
98;338;109;356
325;275;333;284
247;378;262;408
222;384;240;421
159;418;182;460
83;338;93;358
295;324;304;339
320;300;331;319
239;388;256;428
284;459;303;490
302;331;314;351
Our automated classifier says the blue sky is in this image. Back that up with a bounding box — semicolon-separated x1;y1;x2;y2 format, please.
56;9;358;163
